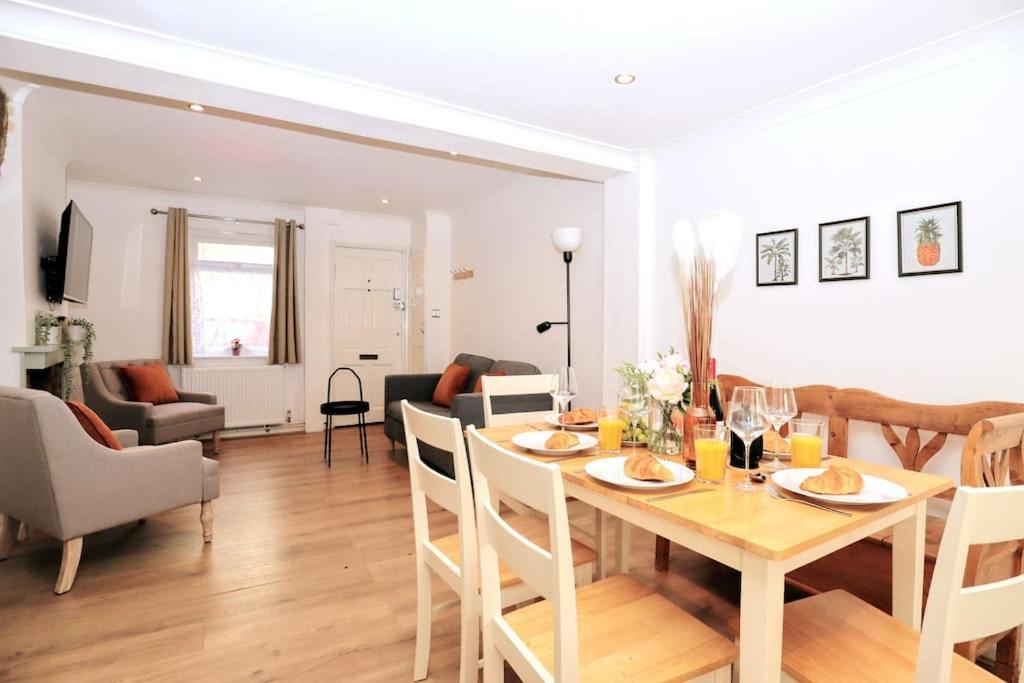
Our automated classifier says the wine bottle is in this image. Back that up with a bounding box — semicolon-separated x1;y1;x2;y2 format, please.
709;358;724;423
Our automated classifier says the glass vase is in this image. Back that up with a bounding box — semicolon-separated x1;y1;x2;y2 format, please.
648;397;682;456
683;380;716;463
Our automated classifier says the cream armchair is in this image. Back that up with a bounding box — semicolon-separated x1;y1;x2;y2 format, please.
0;387;220;594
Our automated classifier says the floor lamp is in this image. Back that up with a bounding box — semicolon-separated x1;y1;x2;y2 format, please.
536;227;582;367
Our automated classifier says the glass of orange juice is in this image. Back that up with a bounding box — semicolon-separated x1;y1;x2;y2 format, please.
694;424;728;484
597;407;625;454
789;419;824;468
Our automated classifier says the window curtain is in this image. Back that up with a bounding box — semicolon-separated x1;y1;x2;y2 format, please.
161;207;193;365
268;219;302;364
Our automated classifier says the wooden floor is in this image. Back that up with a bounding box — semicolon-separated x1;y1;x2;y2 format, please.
0;425;745;682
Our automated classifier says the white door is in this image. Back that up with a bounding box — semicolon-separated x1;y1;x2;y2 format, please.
331;247;406;424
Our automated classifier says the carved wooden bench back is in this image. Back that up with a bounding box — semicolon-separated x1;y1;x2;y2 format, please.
718;374;1024;474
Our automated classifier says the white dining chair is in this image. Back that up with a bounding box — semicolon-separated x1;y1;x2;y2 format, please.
402;401;595;683
466;425;737;682
778;484;1024;682
480;373;557;428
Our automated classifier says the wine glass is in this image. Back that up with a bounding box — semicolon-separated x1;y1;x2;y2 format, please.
550;367;578;431
727;386;770;492
764;381;798;471
618;381;649;458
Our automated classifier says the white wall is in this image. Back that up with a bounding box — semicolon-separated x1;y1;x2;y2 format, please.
66;181;307;421
637;39;1024;482
422;210;452;372
303;206;412;431
450;175;605;407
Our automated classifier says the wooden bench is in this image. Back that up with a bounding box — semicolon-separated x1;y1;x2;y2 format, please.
715;376;1024;680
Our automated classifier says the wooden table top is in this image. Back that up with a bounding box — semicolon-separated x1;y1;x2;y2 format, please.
477;424;955;562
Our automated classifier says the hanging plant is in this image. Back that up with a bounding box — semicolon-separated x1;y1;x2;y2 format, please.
33;310;60;345
67;317;96;365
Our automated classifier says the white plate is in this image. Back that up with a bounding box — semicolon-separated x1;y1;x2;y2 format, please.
511;430;598;456
544;414;598;431
771;468;909;506
584;456;695;490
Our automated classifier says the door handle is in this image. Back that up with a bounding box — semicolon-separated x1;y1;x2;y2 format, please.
359;353;379;360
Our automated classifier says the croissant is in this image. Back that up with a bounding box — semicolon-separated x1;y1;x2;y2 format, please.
559;408;598;425
624;453;675;482
800;464;864;495
545;431;580;450
763;430;791;454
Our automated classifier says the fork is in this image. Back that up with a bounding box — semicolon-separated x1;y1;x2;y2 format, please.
766;486;852;517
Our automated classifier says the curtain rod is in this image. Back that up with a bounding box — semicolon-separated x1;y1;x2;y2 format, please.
149;208;305;230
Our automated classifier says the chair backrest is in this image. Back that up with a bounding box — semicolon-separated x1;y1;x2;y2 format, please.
719;374;1024;477
326;367;363;402
481;374;557;428
401;400;477;596
916;485;1024;683
466;426;579;683
83;359;166;401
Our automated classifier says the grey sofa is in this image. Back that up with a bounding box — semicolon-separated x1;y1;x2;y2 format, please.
0;386;220;594
82;359;225;449
384;353;546;477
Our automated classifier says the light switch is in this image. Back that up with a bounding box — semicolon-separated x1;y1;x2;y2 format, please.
431;309;441;319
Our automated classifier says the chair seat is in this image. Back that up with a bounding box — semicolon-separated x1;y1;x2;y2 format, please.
320;400;370;416
780;590;999;682
433;513;597;589
504;574;736;681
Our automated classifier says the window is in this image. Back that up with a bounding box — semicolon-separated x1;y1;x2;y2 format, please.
190;231;274;357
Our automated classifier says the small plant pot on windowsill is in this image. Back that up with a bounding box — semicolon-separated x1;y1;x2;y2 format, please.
231;348;241;357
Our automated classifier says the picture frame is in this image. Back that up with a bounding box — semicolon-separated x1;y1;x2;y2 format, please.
897;201;962;277
819;216;870;282
756;228;798;286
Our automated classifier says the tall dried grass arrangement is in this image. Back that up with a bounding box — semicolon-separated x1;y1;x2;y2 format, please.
673;212;740;385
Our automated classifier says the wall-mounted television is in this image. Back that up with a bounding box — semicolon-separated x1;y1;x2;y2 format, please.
41;200;93;304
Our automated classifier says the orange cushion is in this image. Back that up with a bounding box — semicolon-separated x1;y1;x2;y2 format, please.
119;364;179;405
432;363;471;408
65;400;122;450
473;370;507;393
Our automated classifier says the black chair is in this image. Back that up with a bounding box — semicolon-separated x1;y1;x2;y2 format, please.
320;367;370;467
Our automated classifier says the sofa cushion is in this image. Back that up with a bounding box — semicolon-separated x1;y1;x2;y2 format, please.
489;360;541;377
149;402;224;427
65;400;122;451
432;363;471;408
387;400;451;422
473;370;507;393
453;353;495;398
99;365;130;400
120;364;180;405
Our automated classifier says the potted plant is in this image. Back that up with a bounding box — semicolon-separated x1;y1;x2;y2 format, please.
33;311;61;346
230;338;243;357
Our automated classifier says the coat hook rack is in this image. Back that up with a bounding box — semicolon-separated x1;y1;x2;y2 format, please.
450;268;474;281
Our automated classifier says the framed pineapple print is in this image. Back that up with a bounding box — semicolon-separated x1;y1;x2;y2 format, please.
819;217;869;282
756;228;798;286
897;201;962;276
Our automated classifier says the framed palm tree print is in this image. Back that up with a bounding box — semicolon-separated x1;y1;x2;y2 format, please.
897;201;962;276
819;217;869;282
756;229;798;286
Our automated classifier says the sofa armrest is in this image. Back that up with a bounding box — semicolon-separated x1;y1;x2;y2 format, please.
176;390;217;405
385;373;442;406
113;429;139;448
451;393;485;429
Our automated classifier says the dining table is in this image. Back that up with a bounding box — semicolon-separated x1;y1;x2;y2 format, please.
477;423;955;683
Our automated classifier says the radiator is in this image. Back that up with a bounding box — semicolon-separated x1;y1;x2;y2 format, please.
181;366;287;429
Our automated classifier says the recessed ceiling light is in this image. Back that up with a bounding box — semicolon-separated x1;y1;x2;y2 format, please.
449;151;459;156
192;176;203;182
613;73;636;85
380;197;390;205
189;103;205;112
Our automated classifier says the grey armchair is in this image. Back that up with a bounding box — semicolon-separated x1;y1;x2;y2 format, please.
0;387;220;594
81;359;225;450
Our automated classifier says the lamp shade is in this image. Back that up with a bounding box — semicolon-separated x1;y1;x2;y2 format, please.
551;227;583;253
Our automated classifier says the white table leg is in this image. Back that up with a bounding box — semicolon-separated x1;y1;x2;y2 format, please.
614;518;632;574
595;509;608;580
892;501;926;630
739;553;785;683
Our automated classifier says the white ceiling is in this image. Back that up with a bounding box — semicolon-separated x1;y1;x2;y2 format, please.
19;0;1024;150
32;86;560;213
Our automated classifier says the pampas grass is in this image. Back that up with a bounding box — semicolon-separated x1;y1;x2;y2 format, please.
673;211;740;385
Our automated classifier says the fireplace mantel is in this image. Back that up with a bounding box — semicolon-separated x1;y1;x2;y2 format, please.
13;345;64;390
